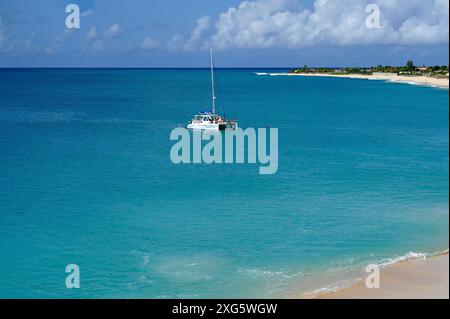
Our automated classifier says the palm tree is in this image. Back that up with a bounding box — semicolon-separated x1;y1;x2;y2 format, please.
406;60;415;72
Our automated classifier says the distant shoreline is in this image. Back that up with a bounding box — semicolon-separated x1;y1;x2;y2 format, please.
258;72;449;88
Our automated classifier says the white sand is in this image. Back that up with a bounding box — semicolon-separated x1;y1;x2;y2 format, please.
316;253;449;299
285;73;449;88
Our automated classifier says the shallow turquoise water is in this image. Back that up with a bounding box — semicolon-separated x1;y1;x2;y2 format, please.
0;69;448;298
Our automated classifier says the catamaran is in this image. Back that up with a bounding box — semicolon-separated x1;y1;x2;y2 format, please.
187;49;238;130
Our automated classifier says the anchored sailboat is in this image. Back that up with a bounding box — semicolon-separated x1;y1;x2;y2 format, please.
187;49;238;130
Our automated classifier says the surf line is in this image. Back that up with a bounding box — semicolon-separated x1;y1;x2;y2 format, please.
170;127;278;175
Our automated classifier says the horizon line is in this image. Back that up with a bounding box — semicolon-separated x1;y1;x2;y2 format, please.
2;65;445;70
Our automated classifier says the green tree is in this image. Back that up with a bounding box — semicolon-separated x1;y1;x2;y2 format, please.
406;60;415;72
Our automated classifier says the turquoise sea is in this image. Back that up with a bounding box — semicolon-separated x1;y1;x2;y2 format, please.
0;69;448;298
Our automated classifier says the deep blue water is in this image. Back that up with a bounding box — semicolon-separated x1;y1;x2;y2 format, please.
0;69;448;298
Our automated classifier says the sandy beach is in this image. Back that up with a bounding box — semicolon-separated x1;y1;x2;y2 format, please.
315;252;449;299
280;73;449;88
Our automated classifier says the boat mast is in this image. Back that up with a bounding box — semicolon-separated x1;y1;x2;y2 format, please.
210;48;216;115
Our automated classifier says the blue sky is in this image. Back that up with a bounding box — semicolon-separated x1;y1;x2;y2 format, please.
0;0;448;67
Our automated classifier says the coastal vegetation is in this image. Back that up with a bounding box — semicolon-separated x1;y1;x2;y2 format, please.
289;61;449;78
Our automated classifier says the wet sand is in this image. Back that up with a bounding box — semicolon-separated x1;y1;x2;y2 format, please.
317;253;449;299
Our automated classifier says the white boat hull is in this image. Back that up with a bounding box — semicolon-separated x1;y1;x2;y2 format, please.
187;123;220;130
187;122;238;130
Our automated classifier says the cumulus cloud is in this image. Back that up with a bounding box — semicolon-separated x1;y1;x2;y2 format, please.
81;9;94;18
0;16;7;48
104;23;121;39
86;27;97;41
83;24;122;52
167;33;184;51
167;16;211;51
18;32;40;53
45;29;73;54
1;16;41;53
83;26;103;51
185;16;211;51
91;39;104;51
141;36;158;49
175;0;449;50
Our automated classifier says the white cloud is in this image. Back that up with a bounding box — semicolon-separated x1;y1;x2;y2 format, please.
184;16;211;51
20;32;40;53
91;39;104;51
81;9;94;18
104;23;121;39
86;27;97;41
141;36;158;49
167;16;211;51
177;0;449;50
167;33;184;51
1;16;41;53
45;29;73;54
0;16;6;48
83;24;124;52
83;26;103;52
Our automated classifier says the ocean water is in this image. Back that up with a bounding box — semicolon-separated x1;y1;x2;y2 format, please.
0;68;448;298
